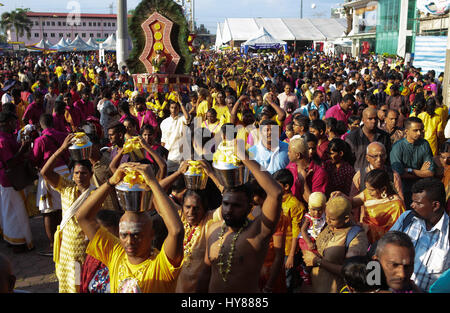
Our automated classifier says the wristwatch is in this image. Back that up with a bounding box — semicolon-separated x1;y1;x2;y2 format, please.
407;168;413;173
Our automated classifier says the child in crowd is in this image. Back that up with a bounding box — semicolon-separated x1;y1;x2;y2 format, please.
80;209;122;293
340;256;381;293
273;169;306;292
298;192;327;284
284;122;295;143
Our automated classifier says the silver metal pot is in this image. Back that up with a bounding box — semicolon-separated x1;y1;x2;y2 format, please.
213;161;249;188
183;173;208;190
68;141;93;161
115;182;153;212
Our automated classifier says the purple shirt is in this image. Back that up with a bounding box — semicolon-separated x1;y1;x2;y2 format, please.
31;128;68;169
325;104;352;125
0;131;20;187
23;101;44;126
137;110;157;129
52;113;70;133
66;105;83;130
74;99;96;120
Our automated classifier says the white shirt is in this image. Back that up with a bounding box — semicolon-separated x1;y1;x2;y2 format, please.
160;113;188;169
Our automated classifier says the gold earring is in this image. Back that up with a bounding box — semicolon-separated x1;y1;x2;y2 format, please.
381;191;387;199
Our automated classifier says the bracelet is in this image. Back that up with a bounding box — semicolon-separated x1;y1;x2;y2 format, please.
106;180;115;188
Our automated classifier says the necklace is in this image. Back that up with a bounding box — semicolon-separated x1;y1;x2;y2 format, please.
217;219;249;282
183;221;201;267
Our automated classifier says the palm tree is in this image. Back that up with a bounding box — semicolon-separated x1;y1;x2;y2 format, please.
0;8;33;42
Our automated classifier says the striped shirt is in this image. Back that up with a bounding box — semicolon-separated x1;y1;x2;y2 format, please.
390;211;450;291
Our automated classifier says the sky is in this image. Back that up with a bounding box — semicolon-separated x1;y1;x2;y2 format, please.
0;0;343;34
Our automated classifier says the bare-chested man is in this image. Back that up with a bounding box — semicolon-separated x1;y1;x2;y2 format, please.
196;143;283;292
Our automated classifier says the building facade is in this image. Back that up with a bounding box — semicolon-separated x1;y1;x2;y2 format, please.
343;0;378;56
7;12;119;45
375;0;418;57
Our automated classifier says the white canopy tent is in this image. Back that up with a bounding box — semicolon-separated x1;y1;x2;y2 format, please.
33;39;53;50
241;27;287;53
86;37;99;49
215;18;347;49
100;33;116;51
60;35;95;51
50;37;70;50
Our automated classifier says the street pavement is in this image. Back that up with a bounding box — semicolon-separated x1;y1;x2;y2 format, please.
0;215;58;293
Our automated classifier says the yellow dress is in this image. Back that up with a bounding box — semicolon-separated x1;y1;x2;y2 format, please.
54;176;92;293
362;189;405;244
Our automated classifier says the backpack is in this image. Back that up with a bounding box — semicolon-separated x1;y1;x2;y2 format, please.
345;225;363;254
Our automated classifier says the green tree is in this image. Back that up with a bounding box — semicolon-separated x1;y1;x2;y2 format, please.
0;8;33;42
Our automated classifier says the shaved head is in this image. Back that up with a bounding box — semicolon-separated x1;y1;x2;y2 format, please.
119;211;154;264
326;196;352;218
362;107;377;119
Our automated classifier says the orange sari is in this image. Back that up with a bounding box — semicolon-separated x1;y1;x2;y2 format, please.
362;189;405;244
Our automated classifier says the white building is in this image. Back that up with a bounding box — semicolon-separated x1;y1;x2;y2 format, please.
7;11;120;45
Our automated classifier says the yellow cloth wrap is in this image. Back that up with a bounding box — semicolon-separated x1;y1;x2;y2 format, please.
72;132;89;147
213;141;241;166
122;170;146;188
122;137;145;160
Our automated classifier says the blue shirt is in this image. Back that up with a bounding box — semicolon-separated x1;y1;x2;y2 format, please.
294;101;328;120
248;140;289;174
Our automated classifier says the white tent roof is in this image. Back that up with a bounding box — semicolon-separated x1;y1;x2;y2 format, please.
51;37;69;50
243;27;286;47
215;22;225;48
86;37;99;49
100;33;116;51
218;18;347;43
61;35;95;51
33;39;53;50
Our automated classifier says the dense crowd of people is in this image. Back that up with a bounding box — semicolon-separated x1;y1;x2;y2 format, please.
0;47;449;294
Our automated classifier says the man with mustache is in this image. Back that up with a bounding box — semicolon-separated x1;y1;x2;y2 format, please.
373;231;421;293
196;141;283;292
